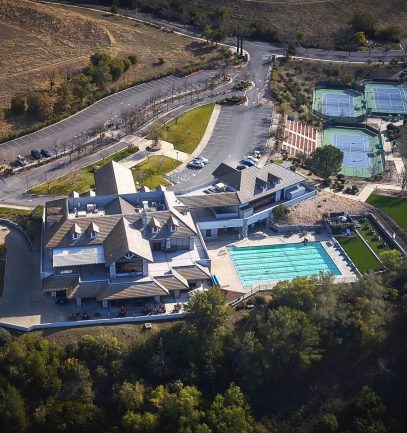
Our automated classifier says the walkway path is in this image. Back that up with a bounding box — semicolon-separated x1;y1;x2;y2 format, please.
332;183;402;203
119;136;188;169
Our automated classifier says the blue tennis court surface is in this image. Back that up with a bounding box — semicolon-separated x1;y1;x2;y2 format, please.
334;134;371;169
323;93;354;117
373;87;407;111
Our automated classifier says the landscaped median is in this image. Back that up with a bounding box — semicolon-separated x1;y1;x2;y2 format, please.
159;103;215;154
335;235;382;273
29;145;138;196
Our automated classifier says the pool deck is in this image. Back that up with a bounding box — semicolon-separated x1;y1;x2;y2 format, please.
207;229;358;292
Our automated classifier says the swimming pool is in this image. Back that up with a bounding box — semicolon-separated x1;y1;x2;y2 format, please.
228;242;341;286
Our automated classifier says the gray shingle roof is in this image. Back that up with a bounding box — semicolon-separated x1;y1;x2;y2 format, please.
179;192;240;208
42;274;79;293
103;217;153;266
104;197;136;215
173;264;211;281
97;278;169;301
94;161;136;196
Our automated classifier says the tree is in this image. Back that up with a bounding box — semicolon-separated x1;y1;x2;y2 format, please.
308;145;343;179
272;204;290;221
185;286;232;340
27;92;54;121
72;74;96;104
256;306;322;371
90;62;112;90
149;121;164;148
110;4;119;15
122;411;159;433
34;399;98;432
202;25;214;43
379;250;403;271
355;31;368;47
10;94;26;114
117;381;145;412
207;384;257;433
0;376;28;433
4;334;62;394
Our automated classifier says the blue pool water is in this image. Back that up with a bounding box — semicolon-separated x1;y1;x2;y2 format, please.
228;242;341;286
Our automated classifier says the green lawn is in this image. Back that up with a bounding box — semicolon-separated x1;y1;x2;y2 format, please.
0;260;5;297
366;194;407;231
132;156;181;189
161;103;214;153
29;145;138;196
358;220;393;256
0;207;31;218
336;235;382;273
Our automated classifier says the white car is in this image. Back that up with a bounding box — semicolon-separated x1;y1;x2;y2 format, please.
193;156;208;164
244;155;260;163
188;161;205;169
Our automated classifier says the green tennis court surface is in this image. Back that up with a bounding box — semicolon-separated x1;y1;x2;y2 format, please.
365;82;407;116
322;126;383;178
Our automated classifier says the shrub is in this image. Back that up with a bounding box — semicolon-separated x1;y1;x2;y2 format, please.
128;54;139;65
0;242;7;255
10;95;26;114
273;204;290;221
0;109;4;121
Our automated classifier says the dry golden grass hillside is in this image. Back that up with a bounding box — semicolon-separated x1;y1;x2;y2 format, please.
194;0;407;43
0;0;218;106
0;0;221;138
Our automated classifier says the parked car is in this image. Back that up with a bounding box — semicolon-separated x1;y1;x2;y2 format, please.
236;163;248;170
187;161;205;169
193;156;209;164
244;155;260;163
240;158;257;167
40;148;52;158
31;149;42;160
16;155;28;166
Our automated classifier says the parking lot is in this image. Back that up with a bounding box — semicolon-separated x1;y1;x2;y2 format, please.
0;73;220;162
170;104;272;190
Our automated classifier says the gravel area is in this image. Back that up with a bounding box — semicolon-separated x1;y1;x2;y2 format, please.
280;191;369;225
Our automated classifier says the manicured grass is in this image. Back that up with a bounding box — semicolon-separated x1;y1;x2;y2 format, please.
132;156;181;189
29;146;138;195
336;235;382;273
358;220;393;256
161;104;214;153
0;260;5;297
0;207;31;218
366;194;407;231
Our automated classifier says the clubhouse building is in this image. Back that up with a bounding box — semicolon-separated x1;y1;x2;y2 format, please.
41;161;315;306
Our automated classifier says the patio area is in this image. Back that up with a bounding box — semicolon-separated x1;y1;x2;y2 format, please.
207;227;358;292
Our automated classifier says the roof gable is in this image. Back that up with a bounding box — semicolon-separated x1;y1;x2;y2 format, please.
94;161;136;196
103;217;153;265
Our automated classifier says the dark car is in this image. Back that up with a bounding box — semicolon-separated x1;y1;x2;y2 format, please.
31;149;42;160
40;148;52;158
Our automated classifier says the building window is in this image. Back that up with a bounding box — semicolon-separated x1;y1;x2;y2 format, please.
125;252;134;259
206;229;212;238
72;233;80;240
152;226;159;234
170;225;177;232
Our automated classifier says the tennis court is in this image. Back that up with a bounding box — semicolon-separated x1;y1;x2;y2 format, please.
365;82;407;116
323;94;354;117
322;127;383;178
313;88;365;120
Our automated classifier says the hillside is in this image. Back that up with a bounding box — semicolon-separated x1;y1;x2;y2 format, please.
192;0;407;43
0;0;221;138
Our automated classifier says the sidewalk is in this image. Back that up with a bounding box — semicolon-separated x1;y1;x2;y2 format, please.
119;136;188;169
332;183;402;203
